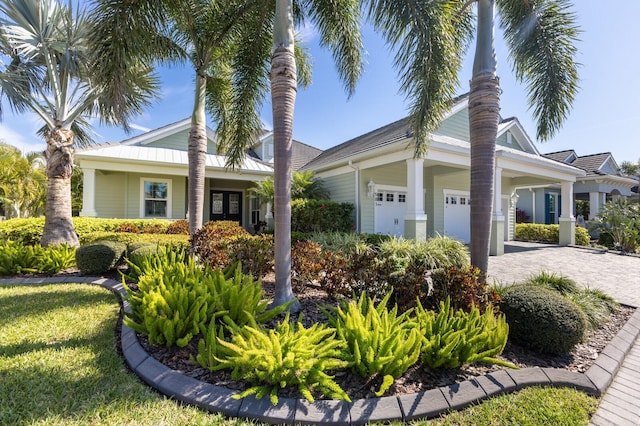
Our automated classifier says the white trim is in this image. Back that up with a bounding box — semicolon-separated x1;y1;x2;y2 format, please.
442;189;470;196
140;177;173;218
376;184;407;193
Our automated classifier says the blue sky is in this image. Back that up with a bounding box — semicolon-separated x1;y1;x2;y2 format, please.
1;1;638;165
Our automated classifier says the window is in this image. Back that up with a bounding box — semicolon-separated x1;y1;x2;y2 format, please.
398;194;406;203
386;193;394;202
460;197;466;205
250;196;261;225
140;178;172;218
451;196;457;205
375;192;383;202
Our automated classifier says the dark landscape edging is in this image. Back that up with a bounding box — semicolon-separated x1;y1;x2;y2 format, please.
3;276;640;424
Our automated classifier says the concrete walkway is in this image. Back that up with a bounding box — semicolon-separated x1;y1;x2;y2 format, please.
489;241;640;426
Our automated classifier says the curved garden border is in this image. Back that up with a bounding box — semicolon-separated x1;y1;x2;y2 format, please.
3;275;640;424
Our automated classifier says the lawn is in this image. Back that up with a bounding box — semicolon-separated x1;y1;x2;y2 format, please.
0;283;598;425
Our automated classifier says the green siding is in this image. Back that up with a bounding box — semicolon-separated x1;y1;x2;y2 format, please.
95;172;126;218
145;129;218;154
496;131;525;152
362;163;407;188
436;109;469;141
323;172;355;203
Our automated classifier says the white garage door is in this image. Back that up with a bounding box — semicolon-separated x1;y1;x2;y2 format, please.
444;191;470;243
374;191;406;237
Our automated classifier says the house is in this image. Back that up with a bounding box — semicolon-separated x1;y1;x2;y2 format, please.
301;95;584;254
77;95;585;255
515;150;637;224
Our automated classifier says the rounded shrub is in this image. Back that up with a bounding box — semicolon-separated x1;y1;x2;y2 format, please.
126;242;157;257
575;226;591;246
128;243;159;261
75;241;127;275
500;285;587;355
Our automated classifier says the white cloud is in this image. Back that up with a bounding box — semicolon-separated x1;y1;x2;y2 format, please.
296;21;318;44
129;123;152;133
0;122;45;154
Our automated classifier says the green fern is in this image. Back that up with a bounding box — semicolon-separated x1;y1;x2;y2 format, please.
416;298;514;369
215;314;350;405
322;292;422;396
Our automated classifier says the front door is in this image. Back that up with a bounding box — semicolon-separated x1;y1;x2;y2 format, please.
210;191;243;224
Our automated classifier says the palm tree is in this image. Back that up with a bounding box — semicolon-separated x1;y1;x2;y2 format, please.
0;0;158;246
368;0;580;276
0;143;46;218
251;170;328;207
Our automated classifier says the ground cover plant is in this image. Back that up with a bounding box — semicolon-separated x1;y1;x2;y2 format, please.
0;283;598;424
0;240;76;275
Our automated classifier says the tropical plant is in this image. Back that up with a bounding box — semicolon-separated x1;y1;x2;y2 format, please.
0;144;46;218
367;0;580;277
589;200;640;252
0;0;158;246
250;170;329;207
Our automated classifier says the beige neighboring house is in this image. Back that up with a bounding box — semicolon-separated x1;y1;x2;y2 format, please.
300;94;585;255
76;118;320;231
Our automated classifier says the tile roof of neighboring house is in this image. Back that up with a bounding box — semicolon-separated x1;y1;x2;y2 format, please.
544;151;615;176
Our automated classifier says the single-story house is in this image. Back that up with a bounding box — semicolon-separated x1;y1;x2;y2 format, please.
515;150;637;224
76;118;320;229
77;95;586;255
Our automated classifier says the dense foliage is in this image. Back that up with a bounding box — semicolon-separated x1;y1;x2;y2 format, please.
0;240;75;275
291;199;355;233
515;223;590;246
75;241;126;275
589;200;640;253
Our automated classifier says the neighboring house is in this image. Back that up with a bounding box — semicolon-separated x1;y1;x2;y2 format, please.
76;118;315;230
301;94;584;255
516;150;637;224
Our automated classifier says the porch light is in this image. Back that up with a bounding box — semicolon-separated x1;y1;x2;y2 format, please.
367;179;376;198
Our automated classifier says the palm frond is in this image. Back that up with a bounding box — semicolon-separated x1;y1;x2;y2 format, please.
497;0;580;141
366;0;474;157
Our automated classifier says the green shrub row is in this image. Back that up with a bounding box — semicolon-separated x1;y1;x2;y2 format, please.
515;223;590;246
79;231;189;250
0;240;76;275
291;199;355;233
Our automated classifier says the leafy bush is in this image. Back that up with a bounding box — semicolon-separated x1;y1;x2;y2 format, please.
214;314;350;405
521;272;618;328
589;200;640;252
515;223;590;246
291;240;327;290
166;219;189;234
291;199;355;233
500;285;587;355
191;221;249;269
79;232;189;250
308;232;371;256
75;241;126;275
377;236;469;271
227;235;274;279
322;292;422;397
115;223;141;233
415;298;513;369
429;266;501;314
0;240;76;275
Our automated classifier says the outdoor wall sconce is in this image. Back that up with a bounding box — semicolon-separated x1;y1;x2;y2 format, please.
367;179;376;198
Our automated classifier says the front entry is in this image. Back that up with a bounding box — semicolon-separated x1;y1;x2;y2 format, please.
210;190;243;224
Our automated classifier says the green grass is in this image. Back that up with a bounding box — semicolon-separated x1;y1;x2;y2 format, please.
0;283;599;425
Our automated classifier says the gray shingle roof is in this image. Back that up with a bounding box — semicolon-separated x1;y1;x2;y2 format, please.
543;150;577;163
543;151;615;176
292;140;322;170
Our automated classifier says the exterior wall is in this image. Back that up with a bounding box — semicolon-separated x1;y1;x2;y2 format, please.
436;108;469;141
515;188;534;222
601;160;617;175
146;129;218;154
496;131;525;152
323;172;356;203
125;172;186;220
95;172;126;218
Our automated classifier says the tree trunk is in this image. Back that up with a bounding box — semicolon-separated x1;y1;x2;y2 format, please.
188;72;208;236
41;128;79;247
270;0;299;311
469;0;499;278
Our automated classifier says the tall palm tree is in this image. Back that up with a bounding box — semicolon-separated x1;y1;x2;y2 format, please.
0;0;158;246
368;0;580;276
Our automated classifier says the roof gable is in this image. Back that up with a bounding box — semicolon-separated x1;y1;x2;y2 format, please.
496;117;539;155
119;118;218;153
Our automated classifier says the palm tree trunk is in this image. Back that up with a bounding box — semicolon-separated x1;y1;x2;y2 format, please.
41;128;79;247
188;72;208;235
469;0;499;278
270;0;299;311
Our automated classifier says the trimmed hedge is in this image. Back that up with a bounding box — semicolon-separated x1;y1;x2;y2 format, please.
76;241;127;275
291;199;355;233
515;223;590;246
79;232;189;250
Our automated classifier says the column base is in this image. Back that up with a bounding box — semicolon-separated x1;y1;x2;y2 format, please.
559;217;576;246
404;215;428;240
490;216;505;256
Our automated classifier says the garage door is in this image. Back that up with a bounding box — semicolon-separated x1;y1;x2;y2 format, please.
374;191;406;237
443;191;470;243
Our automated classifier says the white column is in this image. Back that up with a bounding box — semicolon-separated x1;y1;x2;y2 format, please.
404;158;427;240
491;167;505;255
589;191;602;219
559;181;576;246
79;168;97;217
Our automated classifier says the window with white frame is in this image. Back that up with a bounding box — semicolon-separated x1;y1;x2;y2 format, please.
250;195;261;225
140;178;172;218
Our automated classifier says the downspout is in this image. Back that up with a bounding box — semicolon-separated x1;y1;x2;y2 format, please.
348;160;360;232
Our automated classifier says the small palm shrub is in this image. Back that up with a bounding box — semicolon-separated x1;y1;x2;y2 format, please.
500;285;587;355
75;241;126;275
429;266;501;314
322;292;423;397
415;298;513;369
213;314;350;405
